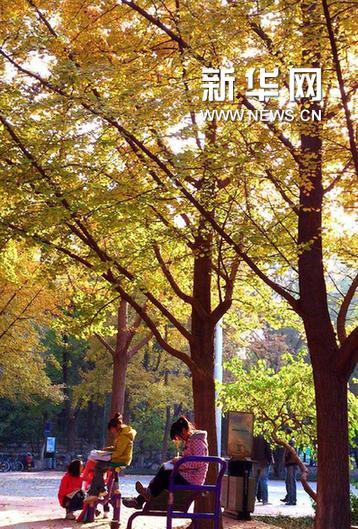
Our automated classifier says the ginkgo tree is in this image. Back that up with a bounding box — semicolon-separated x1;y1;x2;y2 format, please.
0;241;62;402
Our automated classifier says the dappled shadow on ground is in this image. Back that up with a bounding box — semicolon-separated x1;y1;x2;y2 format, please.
0;518;109;529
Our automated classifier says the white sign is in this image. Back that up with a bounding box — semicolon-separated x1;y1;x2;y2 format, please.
46;436;56;453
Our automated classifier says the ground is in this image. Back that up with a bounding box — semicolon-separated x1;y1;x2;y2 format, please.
0;472;315;529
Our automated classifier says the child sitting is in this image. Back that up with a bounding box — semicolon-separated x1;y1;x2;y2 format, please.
58;459;84;520
84;412;136;503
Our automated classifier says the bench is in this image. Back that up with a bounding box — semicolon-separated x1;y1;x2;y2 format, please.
126;455;227;529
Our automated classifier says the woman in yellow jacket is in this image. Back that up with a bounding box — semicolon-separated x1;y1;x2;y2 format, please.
85;413;136;502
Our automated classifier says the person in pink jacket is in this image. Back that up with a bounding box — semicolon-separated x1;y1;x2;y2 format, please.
123;416;208;509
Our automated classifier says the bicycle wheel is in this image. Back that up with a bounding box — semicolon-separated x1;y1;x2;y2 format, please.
0;460;10;472
15;460;24;472
13;460;24;471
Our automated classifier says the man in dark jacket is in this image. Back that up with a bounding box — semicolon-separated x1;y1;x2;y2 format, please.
252;435;274;505
281;438;298;505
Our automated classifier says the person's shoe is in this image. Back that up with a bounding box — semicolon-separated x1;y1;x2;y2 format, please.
135;481;151;501
122;497;141;509
98;491;109;501
280;497;288;502
84;495;98;504
65;512;76;520
287;501;297;505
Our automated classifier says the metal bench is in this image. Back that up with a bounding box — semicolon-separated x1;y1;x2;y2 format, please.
126;455;227;529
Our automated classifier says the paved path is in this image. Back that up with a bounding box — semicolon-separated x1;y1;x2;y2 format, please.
0;471;314;528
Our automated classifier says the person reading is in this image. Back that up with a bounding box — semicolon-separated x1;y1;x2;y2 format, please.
85;412;136;503
123;416;208;509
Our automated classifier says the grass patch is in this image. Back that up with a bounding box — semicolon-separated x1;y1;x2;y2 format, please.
254;516;314;528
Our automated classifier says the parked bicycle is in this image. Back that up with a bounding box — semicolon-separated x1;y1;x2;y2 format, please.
0;455;24;472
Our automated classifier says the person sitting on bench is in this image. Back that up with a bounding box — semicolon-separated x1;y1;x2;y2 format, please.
123;416;208;509
85;412;136;503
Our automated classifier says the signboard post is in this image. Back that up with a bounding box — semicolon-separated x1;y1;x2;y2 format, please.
227;411;254;459
221;411;255;520
45;436;56;469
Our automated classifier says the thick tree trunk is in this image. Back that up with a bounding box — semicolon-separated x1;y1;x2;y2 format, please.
297;5;351;527
191;364;220;529
192;364;218;457
189;234;221;529
110;349;129;418
110;300;130;418
313;362;350;529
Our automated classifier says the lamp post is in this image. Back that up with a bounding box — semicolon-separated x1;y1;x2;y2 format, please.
214;319;223;456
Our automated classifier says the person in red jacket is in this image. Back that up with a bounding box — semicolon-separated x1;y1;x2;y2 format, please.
58;459;84;520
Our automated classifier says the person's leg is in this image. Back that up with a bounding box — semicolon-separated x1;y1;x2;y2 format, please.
67;491;84;512
147;466;173;497
292;466;297;503
257;480;262;501
87;461;109;496
103;503;110;518
63;497;76;519
254;466;261;501
287;465;297;504
123;466;189;509
284;465;290;501
259;465;269;504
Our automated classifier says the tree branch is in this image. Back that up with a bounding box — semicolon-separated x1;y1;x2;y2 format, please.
337;273;358;345
0;289;43;340
0;38;300;314
337;326;358;380
121;0;207;64
153;244;193;305
94;333;115;356
211;257;240;324
104;270;197;372
128;332;152;359
322;0;358;176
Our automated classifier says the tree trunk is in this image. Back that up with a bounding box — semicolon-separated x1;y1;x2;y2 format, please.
272;434;316;501
297;5;351;527
190;234;221;529
110;300;130;418
86;402;94;444
61;335;74;452
67;413;77;454
110;349;129;418
161;405;172;462
312;363;350;529
191;364;220;529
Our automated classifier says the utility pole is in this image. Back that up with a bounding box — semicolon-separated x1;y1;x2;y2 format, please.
214;319;223;456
